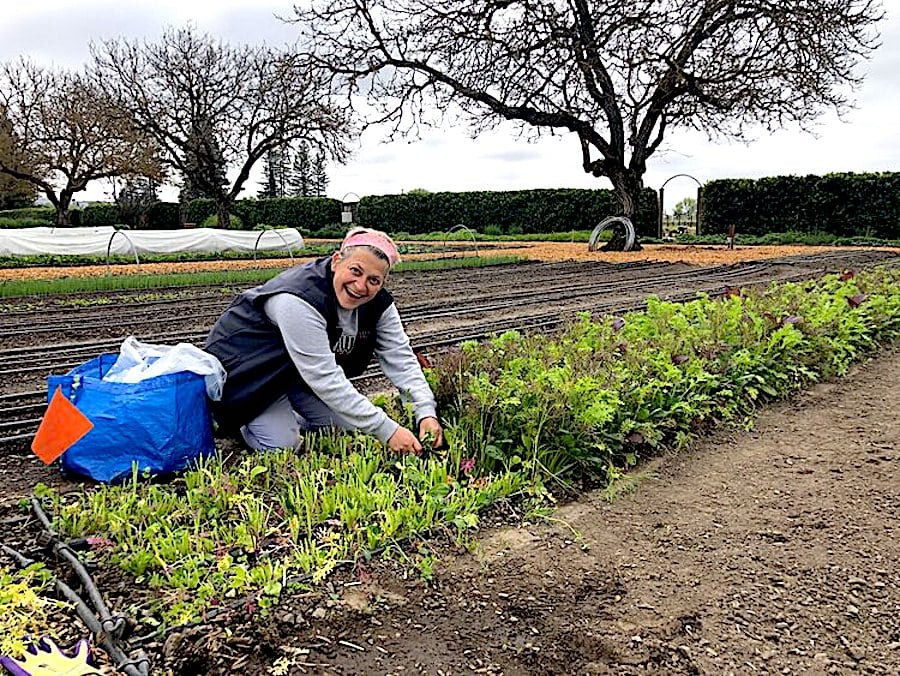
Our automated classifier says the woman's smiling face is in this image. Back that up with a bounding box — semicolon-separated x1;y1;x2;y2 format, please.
331;248;389;309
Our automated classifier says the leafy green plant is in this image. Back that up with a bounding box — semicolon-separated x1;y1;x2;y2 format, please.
0;563;61;658
434;267;900;487
44;431;524;629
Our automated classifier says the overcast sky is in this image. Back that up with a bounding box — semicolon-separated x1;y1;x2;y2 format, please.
2;0;898;209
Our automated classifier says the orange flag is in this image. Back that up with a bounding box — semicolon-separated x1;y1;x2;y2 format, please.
31;387;94;465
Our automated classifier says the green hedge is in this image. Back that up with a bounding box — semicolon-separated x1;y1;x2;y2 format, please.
1;189;659;235
181;197;342;231
702;172;900;238
357;188;658;236
81;203;119;227
234;197;342;231
0;206;55;221
147;202;180;229
0;206;55;227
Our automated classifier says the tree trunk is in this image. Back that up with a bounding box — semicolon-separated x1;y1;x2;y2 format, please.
54;191;73;227
216;200;231;229
603;176;643;252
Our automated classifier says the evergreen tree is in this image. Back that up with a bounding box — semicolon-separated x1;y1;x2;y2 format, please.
312;148;328;197
114;176;158;228
287;141;312;197
259;146;292;198
258;148;278;198
178;117;227;222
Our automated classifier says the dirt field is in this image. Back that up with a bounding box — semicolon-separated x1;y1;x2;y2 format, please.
1;243;898;674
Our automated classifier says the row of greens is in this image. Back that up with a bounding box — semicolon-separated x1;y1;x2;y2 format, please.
431;266;900;487
38;436;523;629
30;266;900;634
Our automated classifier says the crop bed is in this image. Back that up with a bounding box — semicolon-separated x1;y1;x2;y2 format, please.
1;245;899;674
1;248;897;455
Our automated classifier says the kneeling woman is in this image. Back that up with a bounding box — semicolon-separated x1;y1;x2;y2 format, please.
205;227;442;454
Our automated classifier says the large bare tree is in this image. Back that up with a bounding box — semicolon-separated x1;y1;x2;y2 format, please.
292;0;883;249
91;25;351;228
0;59;163;226
0;108;37;208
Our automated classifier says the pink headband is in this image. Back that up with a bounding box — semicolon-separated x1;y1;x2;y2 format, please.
341;231;401;266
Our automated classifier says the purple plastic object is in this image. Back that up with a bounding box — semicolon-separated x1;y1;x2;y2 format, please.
0;637;99;676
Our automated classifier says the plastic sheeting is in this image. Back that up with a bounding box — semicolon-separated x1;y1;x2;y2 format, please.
0;226;304;256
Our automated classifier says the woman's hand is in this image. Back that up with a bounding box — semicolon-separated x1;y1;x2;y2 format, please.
388;426;423;455
418;416;444;449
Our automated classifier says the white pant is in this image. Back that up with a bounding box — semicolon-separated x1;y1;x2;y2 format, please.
239;391;354;451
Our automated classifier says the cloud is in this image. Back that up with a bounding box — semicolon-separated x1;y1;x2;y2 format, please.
478;149;542;162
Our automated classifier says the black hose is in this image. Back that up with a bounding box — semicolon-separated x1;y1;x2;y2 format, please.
30;496;126;639
25;496;151;674
1;543;149;676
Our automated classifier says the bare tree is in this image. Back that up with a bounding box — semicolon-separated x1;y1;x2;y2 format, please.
91;25;351;228
292;0;883;250
0;59;163;226
0;107;37;208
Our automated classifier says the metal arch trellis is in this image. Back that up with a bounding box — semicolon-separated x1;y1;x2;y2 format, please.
587;216;636;252
105;229;140;274
658;173;704;238
660;173;702;191
341;192;362;226
253;228;296;266
443;224;479;257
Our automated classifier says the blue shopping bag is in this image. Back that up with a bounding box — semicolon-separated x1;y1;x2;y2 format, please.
47;354;215;483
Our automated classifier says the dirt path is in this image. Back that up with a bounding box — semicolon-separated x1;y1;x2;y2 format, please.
292;348;900;675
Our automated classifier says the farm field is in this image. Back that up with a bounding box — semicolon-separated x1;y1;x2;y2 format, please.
1;241;894;281
0;242;898;673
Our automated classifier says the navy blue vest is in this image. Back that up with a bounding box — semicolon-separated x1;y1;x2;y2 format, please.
205;256;394;430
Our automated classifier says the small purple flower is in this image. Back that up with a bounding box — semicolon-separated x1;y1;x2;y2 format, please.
460;458;476;476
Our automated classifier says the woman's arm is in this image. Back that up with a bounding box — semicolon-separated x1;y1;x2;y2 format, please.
264;293;398;443
374;304;438;424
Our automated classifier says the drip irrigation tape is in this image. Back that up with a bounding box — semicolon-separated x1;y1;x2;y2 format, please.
24;496;150;675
